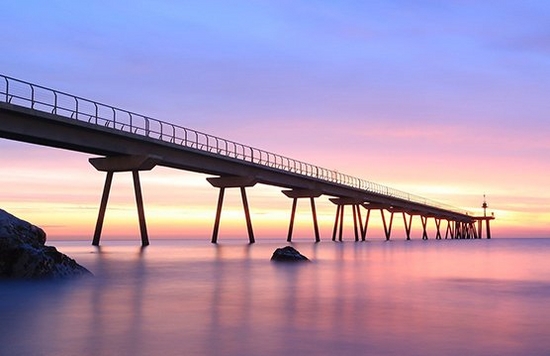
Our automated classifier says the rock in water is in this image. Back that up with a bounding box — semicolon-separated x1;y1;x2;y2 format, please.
271;246;309;262
0;209;92;279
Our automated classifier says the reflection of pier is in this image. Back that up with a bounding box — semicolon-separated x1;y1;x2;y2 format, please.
0;74;493;244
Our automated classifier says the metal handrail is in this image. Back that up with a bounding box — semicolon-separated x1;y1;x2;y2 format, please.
0;74;471;215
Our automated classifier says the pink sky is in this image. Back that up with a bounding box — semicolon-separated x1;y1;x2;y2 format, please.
1;1;549;241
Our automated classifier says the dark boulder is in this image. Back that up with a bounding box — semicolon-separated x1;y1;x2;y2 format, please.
0;209;92;279
271;246;309;262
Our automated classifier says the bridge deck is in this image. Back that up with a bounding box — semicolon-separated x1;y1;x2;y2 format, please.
0;74;473;224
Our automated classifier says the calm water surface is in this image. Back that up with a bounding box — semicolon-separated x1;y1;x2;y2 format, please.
1;238;550;355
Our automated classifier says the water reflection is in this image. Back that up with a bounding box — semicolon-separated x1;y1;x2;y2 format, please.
1;239;550;355
85;246;148;356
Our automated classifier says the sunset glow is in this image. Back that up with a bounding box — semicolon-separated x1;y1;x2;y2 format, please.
1;1;548;241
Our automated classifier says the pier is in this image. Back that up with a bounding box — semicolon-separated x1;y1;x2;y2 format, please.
0;74;493;245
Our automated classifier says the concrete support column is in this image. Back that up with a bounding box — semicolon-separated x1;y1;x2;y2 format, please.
352;204;364;241
334;205;345;241
435;218;442;240
90;155;160;247
380;209;394;241
486;219;492;239
282;189;322;242
207;176;257;244
445;220;453;239
472;216;495;239
421;216;429;240
361;208;371;241
132;170;149;246
330;197;366;242
403;213;413;241
212;187;226;243
92;171;114;246
477;220;483;239
287;197;298;242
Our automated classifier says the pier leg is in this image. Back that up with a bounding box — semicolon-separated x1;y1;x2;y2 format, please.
207;177;257;243
445;220;452;239
403;213;412;241
352;205;359;242
93;171;114;246
381;210;394;241
310;197;321;243
282;190;323;242
90;155;160;246
472;222;479;239
211;187;225;243
356;205;364;241
477;220;483;239
287;197;298;242
132;171;149;247
486;219;491;239
332;205;340;241
435;218;442;240
338;205;345;241
240;187;255;244
452;221;457;237
361;208;371;241
387;211;394;240
421;216;429;240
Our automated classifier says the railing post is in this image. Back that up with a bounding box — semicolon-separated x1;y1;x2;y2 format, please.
30;84;35;109
3;76;8;102
110;107;116;127
53;91;58;115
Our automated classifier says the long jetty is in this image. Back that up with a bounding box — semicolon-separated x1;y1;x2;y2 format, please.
0;74;493;245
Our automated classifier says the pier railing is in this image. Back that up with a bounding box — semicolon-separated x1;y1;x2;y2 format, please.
0;74;469;215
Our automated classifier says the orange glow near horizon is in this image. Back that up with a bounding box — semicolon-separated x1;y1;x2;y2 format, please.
0;135;548;242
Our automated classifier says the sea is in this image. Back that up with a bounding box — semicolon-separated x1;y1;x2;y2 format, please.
1;237;550;356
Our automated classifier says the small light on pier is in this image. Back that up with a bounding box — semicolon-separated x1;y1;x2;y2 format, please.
482;194;488;217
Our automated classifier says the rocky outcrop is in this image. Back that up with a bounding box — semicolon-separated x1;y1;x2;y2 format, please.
271;246;310;262
0;209;92;279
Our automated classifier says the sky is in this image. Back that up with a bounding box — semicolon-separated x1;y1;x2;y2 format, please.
1;0;549;241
